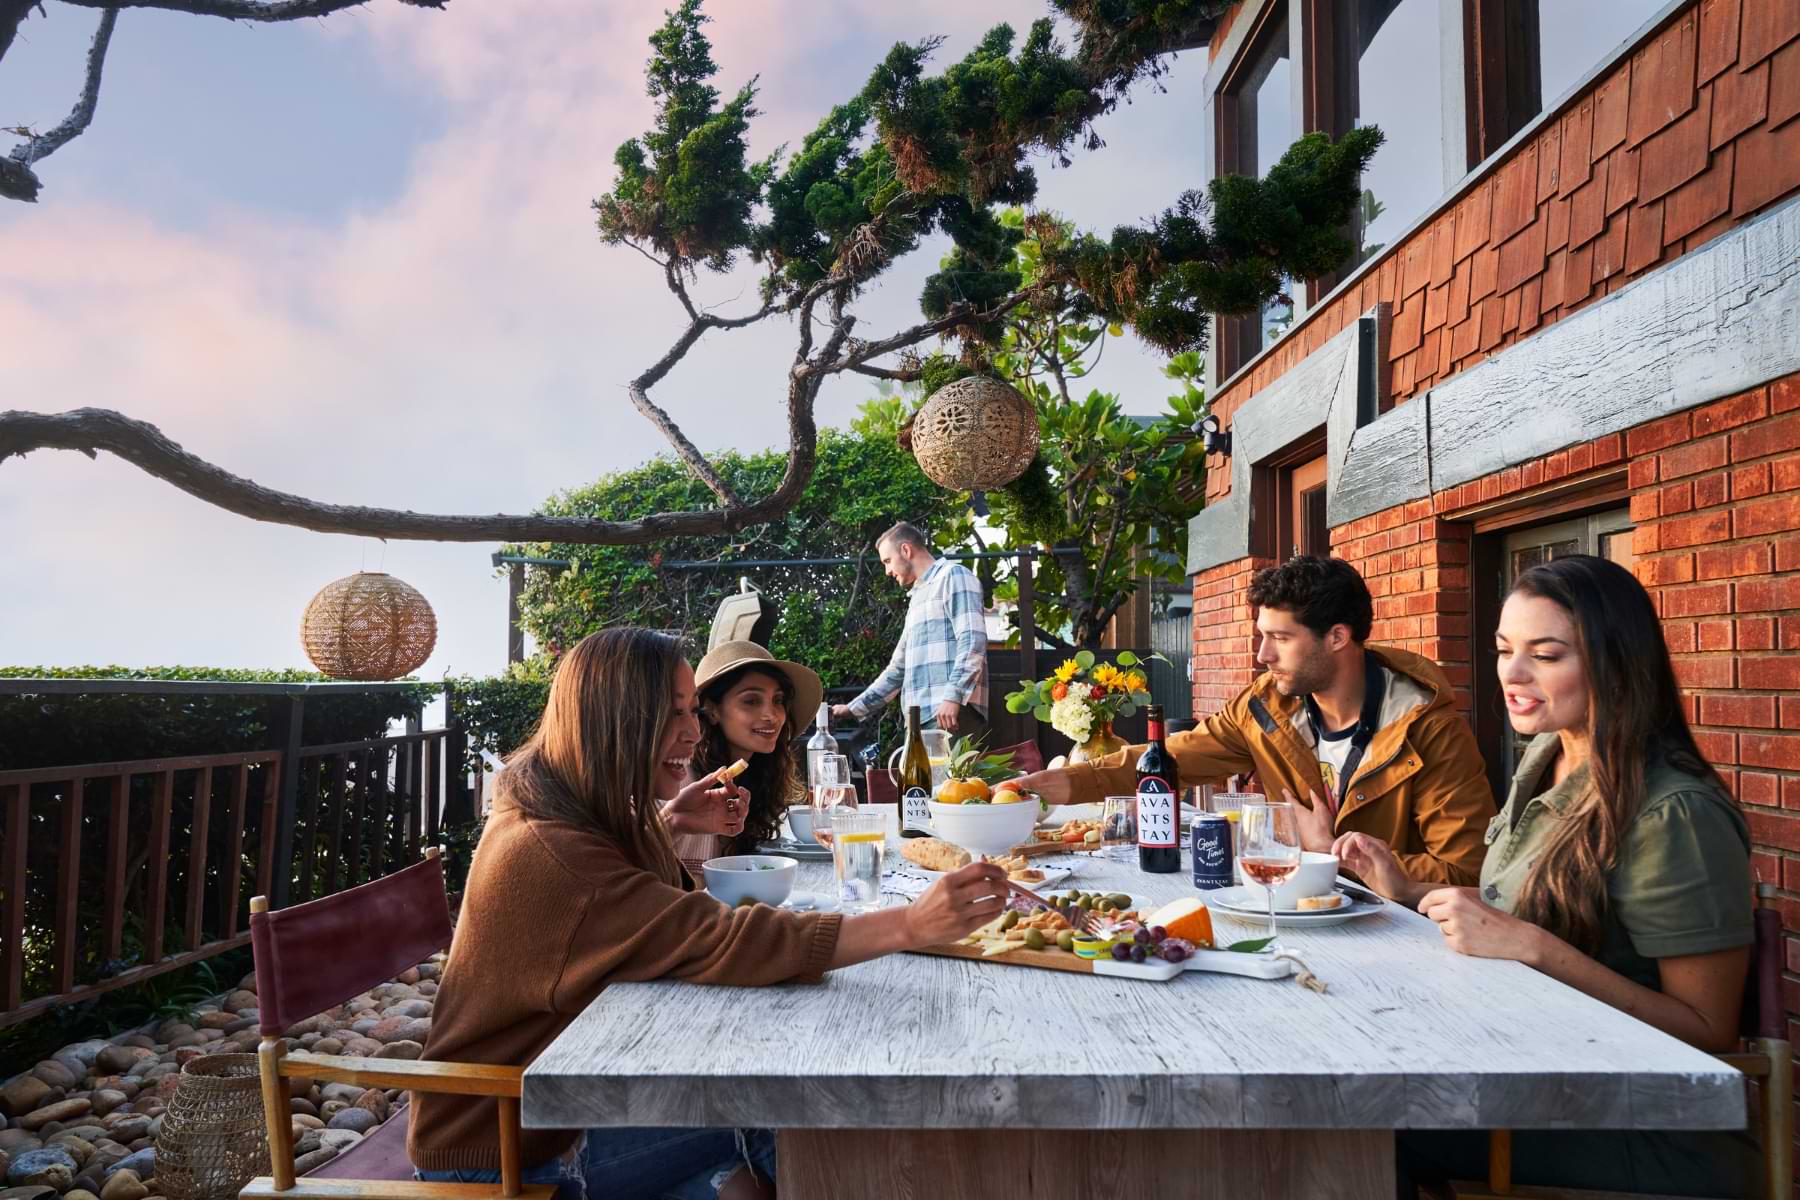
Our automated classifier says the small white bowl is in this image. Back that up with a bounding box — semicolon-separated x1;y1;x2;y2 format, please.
927;799;1039;858
1240;850;1340;909
785;805;819;844
702;854;797;907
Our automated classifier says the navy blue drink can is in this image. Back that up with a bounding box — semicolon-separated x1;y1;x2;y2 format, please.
1191;812;1233;890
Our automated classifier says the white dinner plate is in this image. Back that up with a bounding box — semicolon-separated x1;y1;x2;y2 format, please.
1204;885;1382;928
756;839;834;862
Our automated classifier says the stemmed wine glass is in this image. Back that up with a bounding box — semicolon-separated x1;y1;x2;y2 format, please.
1236;801;1301;948
809;752;855;847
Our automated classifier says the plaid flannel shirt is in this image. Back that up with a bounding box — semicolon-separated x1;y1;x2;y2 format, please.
848;557;988;722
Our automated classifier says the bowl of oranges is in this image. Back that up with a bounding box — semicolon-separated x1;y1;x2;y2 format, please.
928;777;1040;857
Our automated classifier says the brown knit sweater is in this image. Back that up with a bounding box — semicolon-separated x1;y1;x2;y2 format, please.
407;798;842;1172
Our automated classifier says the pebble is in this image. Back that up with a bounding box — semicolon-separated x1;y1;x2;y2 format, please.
0;1080;52;1122
292;1131;322;1157
291;1115;323;1132
339;1038;383;1058
86;1095;127;1122
117;1039;154;1054
171;1050;204;1068
352;1090;388;1122
101;1120;149;1146
91;1049;138;1078
310;1038;344;1057
103;1148;154;1180
288;1100;317;1118
42;1136;91;1167
372;1041;422;1061
324;1108;378;1135
317;1131;362;1154
0;1186;59;1200
18;1102;89;1132
224;991;259;1014
291;1148;338;1175
223;1018;258;1035
0;1133;41;1154
317;1103;346;1122
64;1189;99;1200
394;968;421;986
6;1147;76;1190
26;1066;74;1094
61;1044;111;1070
348;1020;378;1036
318;1085;362;1106
382;1000;432;1020
99;1170;146;1200
417;981;438;996
194;1012;238;1031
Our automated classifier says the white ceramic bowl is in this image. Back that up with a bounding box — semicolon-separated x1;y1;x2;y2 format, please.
785;805;819;844
702;854;797;907
1240;850;1339;909
927;799;1039;857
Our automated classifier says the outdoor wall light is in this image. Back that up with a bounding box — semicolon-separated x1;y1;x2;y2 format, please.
1199;413;1232;457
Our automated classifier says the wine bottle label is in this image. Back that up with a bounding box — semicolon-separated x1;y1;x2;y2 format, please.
1136;777;1177;848
902;787;932;833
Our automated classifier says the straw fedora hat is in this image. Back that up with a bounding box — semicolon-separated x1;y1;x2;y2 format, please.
693;640;825;733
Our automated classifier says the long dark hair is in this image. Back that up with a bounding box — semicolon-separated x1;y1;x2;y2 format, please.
493;628;684;886
694;665;800;853
1507;554;1725;954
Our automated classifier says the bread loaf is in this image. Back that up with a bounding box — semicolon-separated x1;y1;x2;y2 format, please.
900;837;972;873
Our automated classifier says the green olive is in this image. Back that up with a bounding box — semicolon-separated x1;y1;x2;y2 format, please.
1056;930;1076;951
1108;893;1133;909
1000;910;1020;930
1022;929;1046;950
1077;896;1094;911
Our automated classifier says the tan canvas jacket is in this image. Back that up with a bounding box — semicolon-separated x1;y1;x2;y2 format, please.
1064;645;1496;885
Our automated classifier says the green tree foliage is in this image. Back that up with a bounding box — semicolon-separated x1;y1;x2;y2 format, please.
594;0;1382;356
503;429;967;699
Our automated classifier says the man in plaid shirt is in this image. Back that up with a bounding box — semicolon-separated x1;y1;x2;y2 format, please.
832;522;989;737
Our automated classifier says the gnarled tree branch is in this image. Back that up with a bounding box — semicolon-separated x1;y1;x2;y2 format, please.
3;6;115;201
57;0;440;18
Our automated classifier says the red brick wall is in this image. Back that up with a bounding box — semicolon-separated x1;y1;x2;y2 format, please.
1201;0;1800;506
1191;556;1273;712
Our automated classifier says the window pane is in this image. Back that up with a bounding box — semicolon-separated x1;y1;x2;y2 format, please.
1337;0;1444;265
1601;529;1636;575
1536;0;1665;109
1224;8;1292;370
1233;14;1291;178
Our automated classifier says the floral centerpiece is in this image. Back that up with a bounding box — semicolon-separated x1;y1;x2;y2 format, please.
1004;650;1162;762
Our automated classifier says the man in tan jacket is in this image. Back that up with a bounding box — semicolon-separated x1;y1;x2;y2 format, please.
1019;556;1495;884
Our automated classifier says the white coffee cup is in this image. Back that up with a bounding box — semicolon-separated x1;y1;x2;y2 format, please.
785;805;820;844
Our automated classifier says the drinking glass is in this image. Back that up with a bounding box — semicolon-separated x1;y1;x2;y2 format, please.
1100;795;1137;862
830;808;887;914
811;752;856;810
1236;802;1301;947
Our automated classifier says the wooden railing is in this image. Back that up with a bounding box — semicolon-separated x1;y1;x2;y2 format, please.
1;751;280;1027
0;679;475;1029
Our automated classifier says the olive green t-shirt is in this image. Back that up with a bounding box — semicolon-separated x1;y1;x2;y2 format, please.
1478;733;1752;991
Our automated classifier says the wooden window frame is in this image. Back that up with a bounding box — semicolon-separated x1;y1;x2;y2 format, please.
1214;0;1293;381
1462;0;1543;167
1248;430;1328;562
1468;487;1630;800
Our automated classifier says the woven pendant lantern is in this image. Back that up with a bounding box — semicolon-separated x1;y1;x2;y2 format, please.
910;374;1040;492
300;571;437;680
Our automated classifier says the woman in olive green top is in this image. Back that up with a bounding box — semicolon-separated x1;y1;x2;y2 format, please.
1338;554;1754;1198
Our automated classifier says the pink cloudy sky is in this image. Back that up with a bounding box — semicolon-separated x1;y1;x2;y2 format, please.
0;0;1210;683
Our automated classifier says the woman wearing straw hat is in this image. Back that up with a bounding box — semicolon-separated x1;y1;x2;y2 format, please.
677;640;825;874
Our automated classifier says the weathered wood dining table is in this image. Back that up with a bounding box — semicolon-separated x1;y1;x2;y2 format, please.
523;850;1746;1199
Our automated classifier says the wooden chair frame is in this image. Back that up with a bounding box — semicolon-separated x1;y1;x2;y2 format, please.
1449;885;1793;1200
240;848;554;1200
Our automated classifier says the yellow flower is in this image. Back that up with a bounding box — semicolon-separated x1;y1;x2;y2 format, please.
1053;659;1081;683
1126;671;1147;693
1092;664;1122;690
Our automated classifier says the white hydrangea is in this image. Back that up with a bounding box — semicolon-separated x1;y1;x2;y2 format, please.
1050;693;1094;744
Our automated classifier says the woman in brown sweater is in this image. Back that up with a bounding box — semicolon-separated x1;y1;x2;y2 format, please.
409;628;1006;1200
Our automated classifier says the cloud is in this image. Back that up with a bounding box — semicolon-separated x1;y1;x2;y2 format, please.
0;0;1207;679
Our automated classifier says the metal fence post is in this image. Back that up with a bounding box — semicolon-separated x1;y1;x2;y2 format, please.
269;694;306;910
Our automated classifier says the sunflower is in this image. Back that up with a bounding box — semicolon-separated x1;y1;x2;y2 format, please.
1126;671;1148;693
1053;659;1081;683
1092;664;1122;690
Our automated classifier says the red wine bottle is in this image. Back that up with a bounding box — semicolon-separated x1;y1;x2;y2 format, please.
1136;704;1181;874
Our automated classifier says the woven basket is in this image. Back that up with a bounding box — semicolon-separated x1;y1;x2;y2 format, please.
910;374;1040;492
300;571;438;681
155;1054;273;1200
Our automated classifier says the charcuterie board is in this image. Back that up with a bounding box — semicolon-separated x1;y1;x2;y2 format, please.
910;940;1294;981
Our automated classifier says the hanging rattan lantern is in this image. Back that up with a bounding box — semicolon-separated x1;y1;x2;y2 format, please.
910;374;1040;492
300;571;437;681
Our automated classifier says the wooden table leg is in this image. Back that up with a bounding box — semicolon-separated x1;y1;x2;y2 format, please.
777;1127;1395;1200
